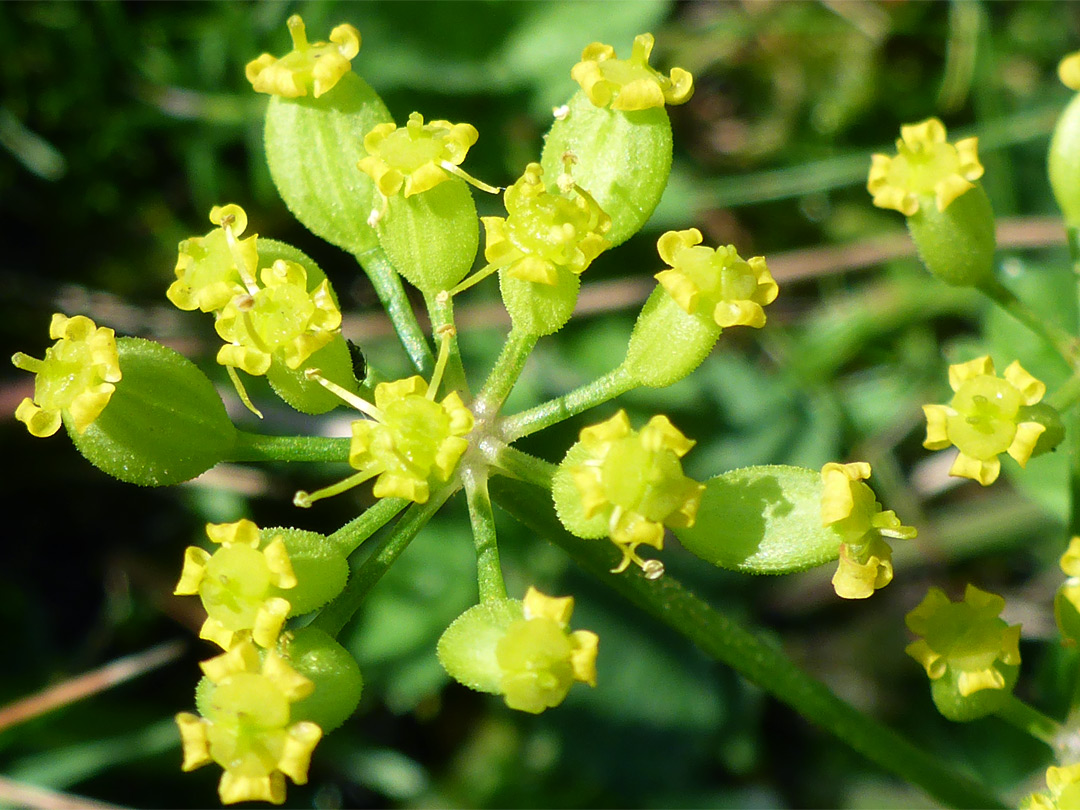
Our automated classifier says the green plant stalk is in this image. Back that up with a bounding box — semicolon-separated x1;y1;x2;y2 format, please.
992;693;1063;747
425;290;469;396
308;489;452;639
474;328;538;418
977;277;1080;369
499;366;636;442
487;473;1006;810
328;496;408;555
355;244;435;377
480;439;555;487
1068;226;1080;543
231;432;350;463
462;467;506;603
1048;370;1080;412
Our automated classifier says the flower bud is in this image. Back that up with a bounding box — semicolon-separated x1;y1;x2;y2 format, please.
437;588;598;714
1055;537;1080;644
1050;54;1080;227
1018;402;1066;458
1023;764;1080;810
279;628;363;733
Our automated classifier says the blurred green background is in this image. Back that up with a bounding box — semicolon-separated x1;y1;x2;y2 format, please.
2;1;1080;807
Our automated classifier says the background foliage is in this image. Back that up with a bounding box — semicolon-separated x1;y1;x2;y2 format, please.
2;1;1079;807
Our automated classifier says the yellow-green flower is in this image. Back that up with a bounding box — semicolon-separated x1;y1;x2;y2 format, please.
214;259;342;377
12;314;121;438
654;228;778;329
821;462;917;600
923;355;1047;486
176;640;322;805
245;14;360;99
174;519;297;650
168;204;258;313
481;162;611;286
1022;764;1080;810
1055;537;1080;643
1060;51;1080;91
905;584;1021;697
571;33;693;111
569;410;704;576
496;587;599;714
867;117;984;216
358;112;484;201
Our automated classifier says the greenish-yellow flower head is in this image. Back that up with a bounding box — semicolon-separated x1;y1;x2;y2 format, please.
358;112;481;200
820;462;916;600
176;640;322;805
496;587;599;714
168;204;258;313
482;162;611;286
12;314;121;438
571;33;693;111
923;355;1046;486
246;14;360;99
1022;763;1080;810
214;259;342;377
867;117;984;216
1060;51;1080;91
655;228;778;329
348;375;474;504
174;519;297;650
904;584;1021;697
569;410;704;576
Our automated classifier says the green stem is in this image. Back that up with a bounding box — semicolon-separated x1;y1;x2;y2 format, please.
499;366;636;441
487;474;1006;810
424;290;469;397
1067;227;1080;543
231;432;350;463
992;694;1063;747
308;489;451;639
462;467;507;602
1048;371;1080;412
480;439;556;488
475;329;538;419
977;277;1080;369
327;497;408;555
355;245;435;377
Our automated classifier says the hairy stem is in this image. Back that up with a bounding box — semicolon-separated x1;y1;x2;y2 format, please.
231;432;350;463
499;366;636;441
463;467;507;602
355;244;435;377
474;328;538;420
977;277;1080;368
424;290;470;397
488;475;1006;810
327;497;408;555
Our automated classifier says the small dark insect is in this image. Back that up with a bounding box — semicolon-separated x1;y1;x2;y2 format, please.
347;339;367;382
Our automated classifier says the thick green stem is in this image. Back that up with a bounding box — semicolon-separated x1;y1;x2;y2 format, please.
308;489;452;639
1048;371;1080;412
993;694;1063;747
1067;227;1080;543
977;277;1080;369
487;474;1006;810
475;329;538;419
355;245;435;377
480;439;556;487
462;467;506;603
424;290;469;397
231;432;350;463
327;497;408;555
499;366;636;441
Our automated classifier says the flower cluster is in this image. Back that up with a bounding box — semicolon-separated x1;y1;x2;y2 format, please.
923;356;1047;486
246;15;360;99
655;228;778;330
820;462;917;600
867;117;984;216
12;314;121;438
905;584;1021;697
566;410;704;576
176;640;322;805
167;204;343;412
481;162;611;286
571;33;693;111
174;519;297;650
1023;764;1080;810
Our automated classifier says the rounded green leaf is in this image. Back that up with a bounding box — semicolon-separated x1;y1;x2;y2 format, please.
436;599;522;694
67;338;235;486
264;71;392;255
265;527;349;616
282;628;364;733
906;185;995;288
498;266;580;337
541;90;672;247
673;465;841;574
929;664;1018;723
552;440;609;539
1050;92;1080;228
620;287;721;388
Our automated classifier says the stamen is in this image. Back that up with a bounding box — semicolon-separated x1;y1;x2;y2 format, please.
11;352;45;373
303;368;382;420
293;468;379;508
427;325;456;400
439;161;501;195
226;365;263;418
221;222;260;295
447;263;499;297
286;14;309;50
